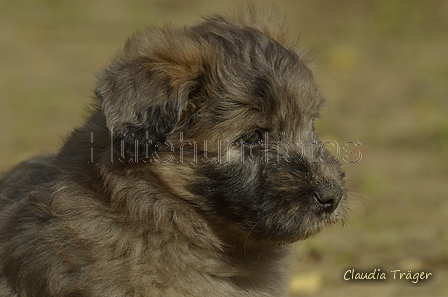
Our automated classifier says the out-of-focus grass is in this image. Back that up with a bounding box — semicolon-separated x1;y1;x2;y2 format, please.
1;0;448;296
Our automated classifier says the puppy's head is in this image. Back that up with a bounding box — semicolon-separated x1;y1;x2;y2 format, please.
95;13;346;243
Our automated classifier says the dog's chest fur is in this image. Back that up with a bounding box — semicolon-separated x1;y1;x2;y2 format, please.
0;158;289;296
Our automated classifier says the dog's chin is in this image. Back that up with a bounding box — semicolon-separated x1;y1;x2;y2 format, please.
241;205;346;245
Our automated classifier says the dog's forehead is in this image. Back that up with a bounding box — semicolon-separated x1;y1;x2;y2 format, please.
205;34;324;128
271;65;326;131
186;17;326;136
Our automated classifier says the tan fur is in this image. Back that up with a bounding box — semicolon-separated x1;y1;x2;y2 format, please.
0;10;346;297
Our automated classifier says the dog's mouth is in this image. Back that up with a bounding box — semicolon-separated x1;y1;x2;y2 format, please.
245;172;346;243
194;180;346;244
190;158;347;244
244;190;347;244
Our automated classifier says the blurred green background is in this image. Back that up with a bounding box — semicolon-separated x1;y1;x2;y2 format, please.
1;0;447;296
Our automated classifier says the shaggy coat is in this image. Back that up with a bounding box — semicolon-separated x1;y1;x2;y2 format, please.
0;11;346;297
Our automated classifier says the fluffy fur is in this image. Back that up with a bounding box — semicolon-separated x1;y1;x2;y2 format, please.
0;10;346;297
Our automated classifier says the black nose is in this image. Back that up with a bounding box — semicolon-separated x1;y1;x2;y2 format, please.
314;183;344;213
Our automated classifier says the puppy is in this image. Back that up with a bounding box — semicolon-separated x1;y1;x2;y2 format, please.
0;10;346;297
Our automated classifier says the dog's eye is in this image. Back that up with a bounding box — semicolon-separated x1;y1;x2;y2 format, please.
241;130;263;145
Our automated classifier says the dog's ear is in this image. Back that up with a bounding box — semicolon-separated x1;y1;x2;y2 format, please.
95;28;203;159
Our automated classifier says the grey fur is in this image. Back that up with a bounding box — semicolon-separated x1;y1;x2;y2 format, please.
0;11;346;297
